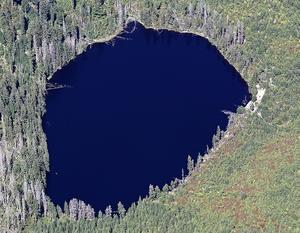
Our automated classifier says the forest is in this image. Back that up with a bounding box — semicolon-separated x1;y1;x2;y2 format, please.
0;0;299;232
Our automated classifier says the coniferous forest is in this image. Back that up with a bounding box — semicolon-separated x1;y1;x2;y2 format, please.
0;0;299;232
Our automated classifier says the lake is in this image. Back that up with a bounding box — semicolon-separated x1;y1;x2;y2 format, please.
43;21;250;212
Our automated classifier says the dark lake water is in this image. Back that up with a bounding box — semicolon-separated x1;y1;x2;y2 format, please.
44;22;250;212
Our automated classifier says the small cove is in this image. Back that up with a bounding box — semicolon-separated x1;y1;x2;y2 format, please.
43;22;250;212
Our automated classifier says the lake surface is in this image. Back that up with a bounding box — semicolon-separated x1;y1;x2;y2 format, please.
44;22;250;212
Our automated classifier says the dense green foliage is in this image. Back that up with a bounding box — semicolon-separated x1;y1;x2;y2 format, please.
0;0;299;232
